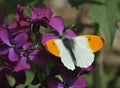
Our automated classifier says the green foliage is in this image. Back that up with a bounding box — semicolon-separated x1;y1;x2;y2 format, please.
89;0;120;48
68;0;104;8
16;83;40;88
68;0;120;48
16;65;40;88
14;62;39;88
0;0;44;14
83;73;93;87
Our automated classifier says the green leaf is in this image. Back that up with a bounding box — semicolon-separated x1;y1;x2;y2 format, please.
16;84;26;88
25;70;35;85
55;75;63;82
6;75;16;87
89;0;120;48
83;73;93;87
16;70;35;88
24;63;37;85
28;84;41;88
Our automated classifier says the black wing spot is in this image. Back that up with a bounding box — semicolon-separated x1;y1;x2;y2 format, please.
88;38;91;41
53;42;55;45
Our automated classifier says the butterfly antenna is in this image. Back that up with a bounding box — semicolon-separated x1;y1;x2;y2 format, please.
70;24;75;29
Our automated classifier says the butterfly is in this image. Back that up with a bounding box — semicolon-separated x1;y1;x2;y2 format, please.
45;35;104;70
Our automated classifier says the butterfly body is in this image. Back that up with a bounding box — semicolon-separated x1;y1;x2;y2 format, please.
45;35;104;70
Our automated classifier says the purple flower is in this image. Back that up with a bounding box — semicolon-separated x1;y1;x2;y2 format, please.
9;4;31;36
23;42;48;65
13;56;30;72
30;6;64;33
49;16;64;36
47;66;87;88
8;21;30;35
41;14;76;45
14;42;48;72
30;6;52;24
13;42;32;72
29;48;48;65
0;26;28;62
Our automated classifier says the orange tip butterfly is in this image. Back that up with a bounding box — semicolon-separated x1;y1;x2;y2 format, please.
45;35;104;70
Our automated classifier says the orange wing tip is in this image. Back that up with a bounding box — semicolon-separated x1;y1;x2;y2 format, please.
45;39;60;57
86;35;104;52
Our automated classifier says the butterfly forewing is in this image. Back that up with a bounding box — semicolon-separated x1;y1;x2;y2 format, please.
72;35;104;52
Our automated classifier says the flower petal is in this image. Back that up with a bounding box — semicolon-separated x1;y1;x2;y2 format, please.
70;76;87;88
23;42;32;50
8;48;19;62
45;8;53;20
0;25;11;46
20;21;30;27
47;77;63;88
8;21;17;30
16;4;25;20
0;44;9;55
59;66;75;83
29;49;48;65
64;29;77;37
14;57;30;72
14;33;28;47
79;64;95;75
30;6;52;19
42;33;59;45
29;50;39;61
30;6;46;20
49;16;64;36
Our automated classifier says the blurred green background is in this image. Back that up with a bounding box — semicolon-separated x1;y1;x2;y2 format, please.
0;0;120;88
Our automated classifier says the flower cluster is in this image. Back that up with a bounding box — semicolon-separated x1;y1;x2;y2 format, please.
0;4;94;88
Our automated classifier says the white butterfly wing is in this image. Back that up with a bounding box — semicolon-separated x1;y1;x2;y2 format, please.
72;44;94;68
55;39;75;70
71;36;91;50
70;35;103;68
